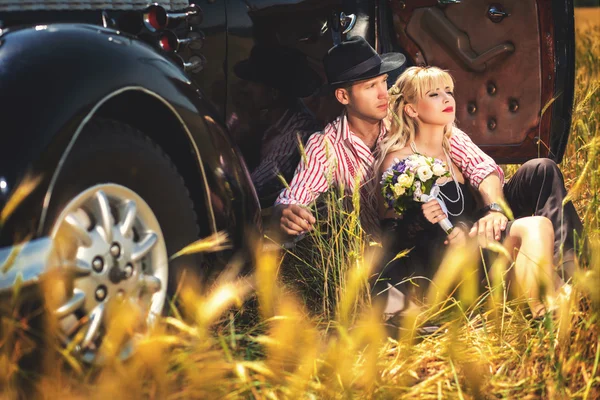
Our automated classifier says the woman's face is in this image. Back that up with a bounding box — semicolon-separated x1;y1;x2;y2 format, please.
411;85;456;127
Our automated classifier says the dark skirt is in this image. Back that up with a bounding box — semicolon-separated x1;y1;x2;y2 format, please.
372;181;513;315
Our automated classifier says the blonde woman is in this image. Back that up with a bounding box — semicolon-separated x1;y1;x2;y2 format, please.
375;66;563;319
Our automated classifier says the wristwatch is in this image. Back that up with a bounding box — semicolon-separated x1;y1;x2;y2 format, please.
481;202;506;217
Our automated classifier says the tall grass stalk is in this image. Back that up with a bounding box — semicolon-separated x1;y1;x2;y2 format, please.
276;174;373;324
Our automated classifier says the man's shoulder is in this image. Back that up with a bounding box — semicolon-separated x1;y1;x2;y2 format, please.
289;105;322;133
307;117;341;141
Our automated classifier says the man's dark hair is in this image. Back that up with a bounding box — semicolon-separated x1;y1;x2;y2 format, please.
335;81;354;94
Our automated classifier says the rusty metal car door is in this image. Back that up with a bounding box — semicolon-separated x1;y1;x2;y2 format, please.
379;0;575;164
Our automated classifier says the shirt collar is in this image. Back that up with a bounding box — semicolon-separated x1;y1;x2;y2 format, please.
332;110;351;144
333;110;387;148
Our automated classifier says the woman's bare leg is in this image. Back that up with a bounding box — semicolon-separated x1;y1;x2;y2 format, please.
505;216;561;317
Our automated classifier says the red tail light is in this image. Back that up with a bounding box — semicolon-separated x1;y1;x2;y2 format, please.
159;35;173;52
143;4;167;32
158;30;204;53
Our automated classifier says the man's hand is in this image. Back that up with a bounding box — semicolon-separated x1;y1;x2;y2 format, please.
274;204;316;236
444;227;467;246
469;212;508;245
422;200;447;225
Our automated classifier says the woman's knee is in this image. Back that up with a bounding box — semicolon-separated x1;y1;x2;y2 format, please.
511;216;554;243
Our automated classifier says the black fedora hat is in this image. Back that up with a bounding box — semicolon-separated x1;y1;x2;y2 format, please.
324;36;406;88
234;45;322;98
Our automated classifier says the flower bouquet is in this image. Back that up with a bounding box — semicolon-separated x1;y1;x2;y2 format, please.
380;153;454;234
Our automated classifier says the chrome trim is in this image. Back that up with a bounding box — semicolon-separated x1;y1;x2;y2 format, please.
38;86;217;238
0;0;188;12
487;4;510;23
0;177;8;196
340;12;357;35
0;237;54;295
49;183;168;363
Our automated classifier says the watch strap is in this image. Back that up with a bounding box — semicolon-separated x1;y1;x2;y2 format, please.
477;202;508;219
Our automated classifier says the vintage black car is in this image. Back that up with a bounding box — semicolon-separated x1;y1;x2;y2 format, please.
0;0;575;363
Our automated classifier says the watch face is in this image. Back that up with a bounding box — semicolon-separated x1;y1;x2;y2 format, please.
489;203;503;212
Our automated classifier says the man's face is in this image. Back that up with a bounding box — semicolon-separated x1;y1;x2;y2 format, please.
232;79;273;118
342;74;389;123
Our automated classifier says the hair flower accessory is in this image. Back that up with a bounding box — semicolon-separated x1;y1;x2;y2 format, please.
388;85;401;96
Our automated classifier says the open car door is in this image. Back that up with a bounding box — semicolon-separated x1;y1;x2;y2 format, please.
378;0;575;164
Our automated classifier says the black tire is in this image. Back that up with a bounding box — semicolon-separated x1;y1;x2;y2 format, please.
45;118;201;306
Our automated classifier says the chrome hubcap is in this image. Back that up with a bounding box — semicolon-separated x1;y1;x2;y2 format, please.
50;184;168;364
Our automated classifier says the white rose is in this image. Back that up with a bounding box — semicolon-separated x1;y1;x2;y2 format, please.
432;163;446;177
417;166;433;182
417;155;430;167
397;173;414;188
405;157;419;171
392;183;406;197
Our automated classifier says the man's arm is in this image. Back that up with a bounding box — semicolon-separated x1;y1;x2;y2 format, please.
477;172;504;205
449;127;508;243
273;133;332;235
449;127;505;189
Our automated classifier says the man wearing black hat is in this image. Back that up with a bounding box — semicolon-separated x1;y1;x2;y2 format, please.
273;36;407;237
232;45;323;207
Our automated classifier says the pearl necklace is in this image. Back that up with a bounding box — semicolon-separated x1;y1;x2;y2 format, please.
410;141;465;216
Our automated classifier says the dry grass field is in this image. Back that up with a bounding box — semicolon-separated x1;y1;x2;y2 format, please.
0;8;599;400
575;7;600;29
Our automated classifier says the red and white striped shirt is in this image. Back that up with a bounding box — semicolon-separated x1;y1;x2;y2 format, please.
275;112;503;236
449;127;505;187
275;112;384;235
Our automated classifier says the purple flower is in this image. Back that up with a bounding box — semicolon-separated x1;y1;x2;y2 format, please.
392;161;407;174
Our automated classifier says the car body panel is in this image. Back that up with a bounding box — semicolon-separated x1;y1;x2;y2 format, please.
0;237;54;294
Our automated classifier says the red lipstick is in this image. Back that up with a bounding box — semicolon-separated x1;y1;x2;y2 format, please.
443;106;454;112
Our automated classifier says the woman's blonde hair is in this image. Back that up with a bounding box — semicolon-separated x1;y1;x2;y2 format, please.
375;66;455;174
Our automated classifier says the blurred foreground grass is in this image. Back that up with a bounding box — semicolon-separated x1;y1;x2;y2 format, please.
1;15;600;400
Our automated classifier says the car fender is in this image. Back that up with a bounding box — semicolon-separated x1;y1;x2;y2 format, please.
0;23;260;247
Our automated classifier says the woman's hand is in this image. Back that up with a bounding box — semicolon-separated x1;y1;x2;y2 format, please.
422;199;448;225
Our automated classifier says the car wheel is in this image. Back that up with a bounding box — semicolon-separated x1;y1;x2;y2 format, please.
45;118;200;364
